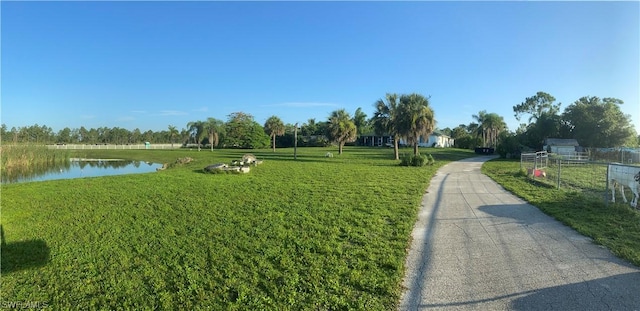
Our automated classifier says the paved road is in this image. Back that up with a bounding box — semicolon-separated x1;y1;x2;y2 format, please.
399;156;640;311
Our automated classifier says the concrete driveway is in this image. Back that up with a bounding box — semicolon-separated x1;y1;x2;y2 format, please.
399;156;640;310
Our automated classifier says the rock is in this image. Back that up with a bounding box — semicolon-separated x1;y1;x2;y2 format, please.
204;163;228;172
176;157;193;164
242;154;257;164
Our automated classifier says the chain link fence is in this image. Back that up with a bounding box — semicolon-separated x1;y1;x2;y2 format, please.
520;150;640;206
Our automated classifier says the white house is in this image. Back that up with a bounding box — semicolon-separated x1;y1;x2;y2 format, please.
399;132;455;148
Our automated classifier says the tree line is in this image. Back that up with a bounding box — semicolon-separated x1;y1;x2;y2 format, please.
1;93;438;157
444;92;639;157
178;92;437;157
3;91;637;157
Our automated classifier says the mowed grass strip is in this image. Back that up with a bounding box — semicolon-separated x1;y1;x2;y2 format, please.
1;147;474;310
482;159;640;267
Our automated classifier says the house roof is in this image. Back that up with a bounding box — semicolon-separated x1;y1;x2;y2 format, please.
544;138;580;146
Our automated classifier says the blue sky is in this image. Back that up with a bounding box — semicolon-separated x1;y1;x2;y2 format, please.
2;1;638;134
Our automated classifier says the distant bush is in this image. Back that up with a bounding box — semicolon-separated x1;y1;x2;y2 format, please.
400;153;435;167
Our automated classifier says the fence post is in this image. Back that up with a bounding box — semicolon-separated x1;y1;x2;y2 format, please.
557;158;561;189
605;164;610;206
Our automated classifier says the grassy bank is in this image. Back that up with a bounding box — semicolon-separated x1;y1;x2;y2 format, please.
482;158;640;266
1;145;70;183
1;147;474;309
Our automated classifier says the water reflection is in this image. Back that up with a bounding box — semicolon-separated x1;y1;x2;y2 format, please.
1;160;162;184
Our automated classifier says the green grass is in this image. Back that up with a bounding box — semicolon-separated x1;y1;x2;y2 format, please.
483;158;640;267
1;147;474;310
1;144;70;183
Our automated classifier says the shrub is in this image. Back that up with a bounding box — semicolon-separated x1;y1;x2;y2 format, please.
400;154;435;167
427;154;435;165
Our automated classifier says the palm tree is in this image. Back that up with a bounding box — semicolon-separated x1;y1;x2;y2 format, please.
168;125;179;148
472;110;488;147
180;128;190;146
187;120;205;151
205;118;225;151
397;93;435;156
264;115;285;152
327;109;357;155
473;111;506;148
483;113;506;148
372;93;402;160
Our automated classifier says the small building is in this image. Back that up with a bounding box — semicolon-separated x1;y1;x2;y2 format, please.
424;132;455;148
359;134;395;147
543;138;580;155
399;132;454;148
360;132;454;148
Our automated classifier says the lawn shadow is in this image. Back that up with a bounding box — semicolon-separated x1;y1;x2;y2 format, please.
1;225;50;274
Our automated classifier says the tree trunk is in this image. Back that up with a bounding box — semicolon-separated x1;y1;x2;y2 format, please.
483;128;487;147
339;142;344;155
413;143;419;156
272;134;276;152
393;135;399;160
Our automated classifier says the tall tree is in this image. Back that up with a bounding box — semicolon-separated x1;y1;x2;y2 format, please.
187;120;206;151
301;118;318;137
521;112;565;149
451;124;476;149
57;127;72;144
327;109;357;155
397;93;435;156
472;111;488;147
130;128;142;144
481;112;506;148
168;125;179;148
372;93;402;160
225;112;269;149
513;91;561;123
0;124;6;143
562;96;636;148
438;127;452;137
205;118;225;151
180;128;190;146
264;115;285;152
352;107;371;137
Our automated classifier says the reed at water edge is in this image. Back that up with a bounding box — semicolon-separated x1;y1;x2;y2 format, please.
1;144;71;183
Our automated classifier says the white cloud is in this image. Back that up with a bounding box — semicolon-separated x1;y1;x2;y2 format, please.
263;102;339;108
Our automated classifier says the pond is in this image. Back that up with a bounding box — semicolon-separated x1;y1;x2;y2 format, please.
1;159;163;184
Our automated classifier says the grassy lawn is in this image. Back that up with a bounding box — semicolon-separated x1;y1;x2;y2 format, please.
482;158;640;267
1;146;474;310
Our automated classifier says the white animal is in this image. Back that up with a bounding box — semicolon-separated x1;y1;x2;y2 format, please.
607;164;640;208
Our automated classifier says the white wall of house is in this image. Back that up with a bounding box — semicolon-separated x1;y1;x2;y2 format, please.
400;134;454;148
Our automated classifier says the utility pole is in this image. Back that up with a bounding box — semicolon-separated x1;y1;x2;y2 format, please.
294;122;298;160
